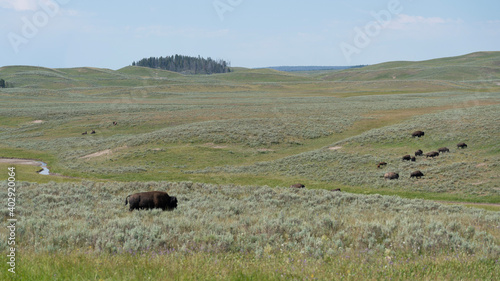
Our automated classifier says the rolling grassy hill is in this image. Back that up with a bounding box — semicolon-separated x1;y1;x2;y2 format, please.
320;51;500;82
0;51;498;204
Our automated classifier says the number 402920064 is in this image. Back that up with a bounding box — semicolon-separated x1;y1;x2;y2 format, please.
7;167;16;217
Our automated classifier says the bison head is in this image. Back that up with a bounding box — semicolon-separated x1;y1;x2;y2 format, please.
169;196;178;209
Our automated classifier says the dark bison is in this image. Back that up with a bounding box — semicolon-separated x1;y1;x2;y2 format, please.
410;170;424;179
290;183;305;188
412;131;425;138
402;155;411;161
411;156;416;162
331;188;341;192
426;151;439;158
457;142;467;149
91;129;96;134
438;147;449;153
125;191;178;211
377;162;387;168
384;172;399;180
82;131;87;135
415;149;423;156
113;121;118;126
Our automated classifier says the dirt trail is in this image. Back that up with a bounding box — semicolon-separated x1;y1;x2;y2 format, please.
0;158;43;166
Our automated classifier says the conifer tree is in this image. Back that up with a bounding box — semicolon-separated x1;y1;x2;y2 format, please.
133;55;230;74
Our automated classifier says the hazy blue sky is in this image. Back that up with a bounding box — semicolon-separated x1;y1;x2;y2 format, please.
1;0;499;69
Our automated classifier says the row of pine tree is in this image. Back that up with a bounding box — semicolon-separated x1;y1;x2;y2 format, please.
132;55;231;74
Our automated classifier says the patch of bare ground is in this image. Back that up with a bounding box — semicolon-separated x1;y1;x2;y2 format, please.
31;120;44;124
257;148;275;152
0;158;42;166
203;143;228;149
81;149;112;159
80;146;127;159
328;146;342;150
471;181;488;186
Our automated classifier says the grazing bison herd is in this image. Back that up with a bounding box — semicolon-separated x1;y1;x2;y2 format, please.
82;129;96;135
382;130;467;180
124;130;468;211
81;122;118;135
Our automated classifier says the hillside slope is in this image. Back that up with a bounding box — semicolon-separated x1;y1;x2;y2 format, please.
322;51;500;81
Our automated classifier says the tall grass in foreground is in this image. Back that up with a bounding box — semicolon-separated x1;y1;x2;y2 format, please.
3;250;499;280
0;181;498;279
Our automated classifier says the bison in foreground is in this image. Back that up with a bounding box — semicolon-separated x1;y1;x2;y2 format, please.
457;142;467;149
438;147;450;153
125;191;178;211
426;151;439;158
412;131;425;138
384;172;399;180
290;183;305;188
410;170;424;179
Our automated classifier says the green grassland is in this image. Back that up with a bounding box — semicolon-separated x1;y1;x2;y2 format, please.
1;52;499;279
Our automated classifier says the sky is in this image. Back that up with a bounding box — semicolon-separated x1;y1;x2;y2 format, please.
1;0;499;69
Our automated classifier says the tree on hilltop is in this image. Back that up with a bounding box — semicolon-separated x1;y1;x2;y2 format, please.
132;55;231;75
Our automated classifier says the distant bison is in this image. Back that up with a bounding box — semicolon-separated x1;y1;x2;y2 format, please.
82;131;87;135
415;149;423;156
438;147;450;153
412;131;425;138
290;183;305;188
331;188;341;192
384;172;399;180
411;156;416;162
457;142;467;149
425;151;439;158
113;121;118;126
410;170;424;179
377;162;387;168
91;129;96;134
402;155;411;161
125;191;178;211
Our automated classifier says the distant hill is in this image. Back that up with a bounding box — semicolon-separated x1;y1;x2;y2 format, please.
2;52;499;89
321;51;500;81
265;65;366;72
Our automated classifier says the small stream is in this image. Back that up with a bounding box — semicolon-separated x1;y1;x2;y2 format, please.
0;158;51;175
37;161;50;175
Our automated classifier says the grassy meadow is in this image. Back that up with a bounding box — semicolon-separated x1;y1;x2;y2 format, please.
1;52;499;279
